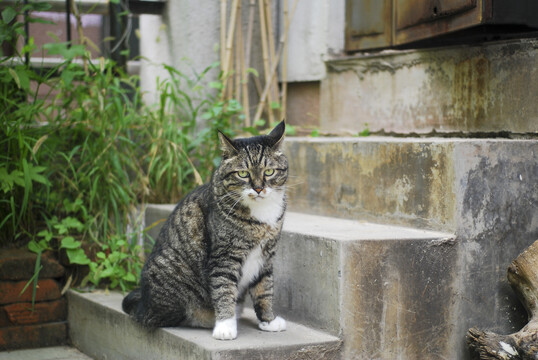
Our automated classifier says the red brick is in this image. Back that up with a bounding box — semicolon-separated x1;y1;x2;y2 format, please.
0;249;64;281
0;298;66;327
0;279;61;305
0;322;67;350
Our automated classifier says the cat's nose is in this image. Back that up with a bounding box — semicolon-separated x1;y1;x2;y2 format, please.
254;188;263;194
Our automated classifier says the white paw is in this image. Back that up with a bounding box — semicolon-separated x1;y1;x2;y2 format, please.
258;316;286;332
212;317;237;340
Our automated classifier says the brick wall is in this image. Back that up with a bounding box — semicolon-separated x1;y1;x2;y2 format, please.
0;249;67;350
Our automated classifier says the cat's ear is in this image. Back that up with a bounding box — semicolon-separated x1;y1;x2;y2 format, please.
218;131;239;158
268;120;286;149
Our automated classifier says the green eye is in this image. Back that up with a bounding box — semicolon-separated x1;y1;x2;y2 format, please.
264;168;275;176
237;170;249;178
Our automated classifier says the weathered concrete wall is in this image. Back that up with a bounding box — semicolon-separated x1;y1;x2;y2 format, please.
321;38;538;135
273;212;457;359
284;137;458;232
283;137;538;359
279;0;345;82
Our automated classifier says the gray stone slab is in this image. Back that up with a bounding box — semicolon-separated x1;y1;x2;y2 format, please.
320;38;538;135
274;212;457;359
0;346;93;360
67;290;341;360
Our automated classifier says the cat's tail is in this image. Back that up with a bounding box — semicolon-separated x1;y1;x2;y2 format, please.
122;288;141;316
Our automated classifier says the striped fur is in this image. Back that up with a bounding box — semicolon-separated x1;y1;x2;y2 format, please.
122;121;288;339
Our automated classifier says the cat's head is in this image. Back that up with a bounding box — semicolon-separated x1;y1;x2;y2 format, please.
215;121;288;207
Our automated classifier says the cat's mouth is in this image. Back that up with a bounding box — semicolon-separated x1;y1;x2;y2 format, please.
248;194;265;201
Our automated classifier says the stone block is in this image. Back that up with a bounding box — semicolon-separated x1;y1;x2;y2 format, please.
283;137;458;232
0;322;67;350
0;299;66;327
68;290;341;360
274;212;458;359
320;38;538;134
0;280;61;305
0;249;64;281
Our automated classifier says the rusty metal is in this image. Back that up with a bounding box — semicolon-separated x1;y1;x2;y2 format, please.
346;0;538;52
345;0;392;51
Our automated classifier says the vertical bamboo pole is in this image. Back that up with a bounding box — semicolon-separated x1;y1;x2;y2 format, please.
281;0;289;121
239;8;251;127
234;7;242;102
222;0;241;99
252;0;299;125
245;0;256;69
220;0;227;73
258;0;275;126
264;0;280;117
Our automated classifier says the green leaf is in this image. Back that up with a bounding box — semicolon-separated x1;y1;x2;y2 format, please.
270;101;281;110
2;7;17;23
60;236;81;249
123;272;136;282
310;128;320;137
254;119;266;127
61;69;75;87
285;124;296;136
43;43;85;60
28;240;44;253
209;81;223;90
37;229;53;242
66;248;91;265
8;68;21;89
246;68;259;77
358;127;370;137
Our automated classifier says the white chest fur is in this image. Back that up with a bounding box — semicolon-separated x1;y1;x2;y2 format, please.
238;245;264;294
243;188;284;227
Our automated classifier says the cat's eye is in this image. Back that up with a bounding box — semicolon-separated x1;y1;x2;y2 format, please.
264;168;275;176
237;170;249;178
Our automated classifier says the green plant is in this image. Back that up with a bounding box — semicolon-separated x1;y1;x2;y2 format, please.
358;123;370;137
0;1;244;293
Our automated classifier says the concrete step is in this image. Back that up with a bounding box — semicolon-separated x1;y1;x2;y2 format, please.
282;137;538;359
274;212;457;359
142;206;457;359
320;38;538;135
67;290;341;360
283;137;537;234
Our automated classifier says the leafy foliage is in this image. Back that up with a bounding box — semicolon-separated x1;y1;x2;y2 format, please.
0;2;243;291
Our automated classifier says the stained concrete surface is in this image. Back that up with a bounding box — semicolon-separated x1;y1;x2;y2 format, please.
0;346;93;360
274;212;457;359
282;137;537;359
68;291;341;360
321;38;538;135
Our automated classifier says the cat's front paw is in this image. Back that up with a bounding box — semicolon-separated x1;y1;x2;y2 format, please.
258;316;286;332
212;318;237;340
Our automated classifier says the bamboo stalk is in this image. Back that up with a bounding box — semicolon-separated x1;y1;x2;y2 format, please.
264;0;280;116
245;0;256;69
253;0;299;125
220;0;227;73
281;0;289;121
70;0;88;75
234;7;242;102
239;8;251;127
258;0;275;126
222;0;241;97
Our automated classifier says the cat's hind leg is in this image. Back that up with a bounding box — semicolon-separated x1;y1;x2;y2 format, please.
184;307;215;328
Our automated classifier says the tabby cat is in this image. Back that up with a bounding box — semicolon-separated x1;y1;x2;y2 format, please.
122;120;288;340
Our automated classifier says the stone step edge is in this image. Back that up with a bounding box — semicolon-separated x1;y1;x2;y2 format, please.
67;290;341;360
283;212;455;243
143;205;455;244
